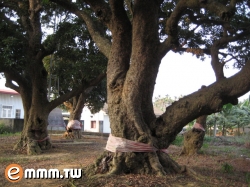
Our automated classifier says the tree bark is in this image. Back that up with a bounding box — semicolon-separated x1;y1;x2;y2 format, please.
64;93;86;121
180;115;207;156
222;125;226;136
64;93;86;139
13;111;52;155
13;63;53;155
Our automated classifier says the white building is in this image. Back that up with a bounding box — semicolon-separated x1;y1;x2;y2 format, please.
80;105;110;133
0;76;161;134
0;78;24;119
62;104;111;134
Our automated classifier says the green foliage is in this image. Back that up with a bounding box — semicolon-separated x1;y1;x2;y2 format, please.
153;95;183;112
44;16;107;96
221;163;234;173
203;136;213;143
171;135;184;146
85;80;107;114
42;0;49;4
43;18;108;114
233;135;250;144
202;143;209;149
207;99;250;136
0;123;12;134
246;172;250;185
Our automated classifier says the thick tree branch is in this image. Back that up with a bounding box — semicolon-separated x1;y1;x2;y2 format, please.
48;86;83;112
160;0;238;57
107;0;132;77
211;42;226;81
1;69;27;92
48;72;106;113
29;0;43;48
83;0;112;26
163;0;188;50
4;73;20;93
88;72;106;87
154;61;250;148
17;1;33;38
200;0;237;20
211;28;250;80
50;0;111;58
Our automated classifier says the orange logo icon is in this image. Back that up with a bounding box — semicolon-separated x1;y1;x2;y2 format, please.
5;164;23;182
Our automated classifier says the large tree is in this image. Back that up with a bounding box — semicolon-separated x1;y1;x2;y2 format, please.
49;0;250;176
0;1;105;155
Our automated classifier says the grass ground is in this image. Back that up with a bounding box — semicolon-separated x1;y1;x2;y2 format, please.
0;133;250;187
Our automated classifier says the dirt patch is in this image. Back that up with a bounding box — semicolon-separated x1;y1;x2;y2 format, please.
0;134;250;187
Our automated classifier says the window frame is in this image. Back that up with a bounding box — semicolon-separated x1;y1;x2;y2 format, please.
2;105;13;118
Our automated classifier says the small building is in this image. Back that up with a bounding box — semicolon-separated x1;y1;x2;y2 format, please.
80;105;110;133
62;104;111;134
0;78;24;119
0;76;164;134
78;105;163;134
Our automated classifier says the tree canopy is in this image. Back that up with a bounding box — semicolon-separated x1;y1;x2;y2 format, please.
1;0;250;176
0;0;107;155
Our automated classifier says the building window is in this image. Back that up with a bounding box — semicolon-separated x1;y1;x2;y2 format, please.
91;121;96;128
2;105;12;118
15;109;21;119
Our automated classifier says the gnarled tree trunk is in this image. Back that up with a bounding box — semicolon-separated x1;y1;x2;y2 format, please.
13;110;52;155
13;64;53;155
53;0;250;177
84;1;183;176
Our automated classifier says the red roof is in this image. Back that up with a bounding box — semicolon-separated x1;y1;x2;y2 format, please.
0;88;19;95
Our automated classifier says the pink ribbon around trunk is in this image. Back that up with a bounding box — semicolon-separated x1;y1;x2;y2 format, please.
31;136;50;142
193;123;205;131
105;134;168;153
67;120;82;130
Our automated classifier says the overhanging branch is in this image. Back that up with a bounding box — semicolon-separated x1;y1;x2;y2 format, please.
155;61;250;146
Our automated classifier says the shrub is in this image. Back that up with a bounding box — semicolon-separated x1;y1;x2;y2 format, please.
246;172;250;185
172;135;183;146
204;136;214;143
0;123;12;134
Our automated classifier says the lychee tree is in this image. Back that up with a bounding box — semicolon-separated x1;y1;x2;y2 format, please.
50;0;250;175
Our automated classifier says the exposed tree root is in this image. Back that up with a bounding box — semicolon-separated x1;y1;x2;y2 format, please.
185;167;206;182
81;150;210;187
83;150;196;179
13;137;52;155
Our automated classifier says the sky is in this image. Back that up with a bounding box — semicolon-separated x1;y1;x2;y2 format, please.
153;51;250;102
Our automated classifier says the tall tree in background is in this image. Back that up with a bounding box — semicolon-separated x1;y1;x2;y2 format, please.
50;0;250;176
0;1;105;155
230;100;250;135
153;95;181;112
44;19;107;122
